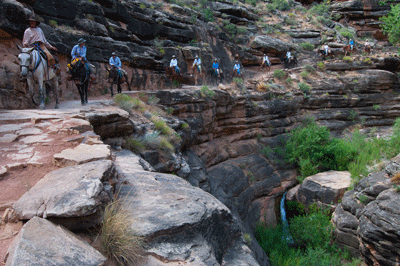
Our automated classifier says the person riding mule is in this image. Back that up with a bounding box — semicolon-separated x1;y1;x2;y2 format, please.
109;52;128;79
22;14;60;74
233;60;242;76
68;38;93;80
286;51;293;64
108;52;130;96
212;58;220;77
261;54;271;70
193;55;202;74
170;55;180;75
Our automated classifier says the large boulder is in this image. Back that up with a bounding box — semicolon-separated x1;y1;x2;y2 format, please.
250;35;298;56
296;171;352;207
13;160;117;229
5;216;106;266
113;150;261;266
53;143;112;166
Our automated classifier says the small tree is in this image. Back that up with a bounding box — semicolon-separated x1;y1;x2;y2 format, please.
380;4;400;45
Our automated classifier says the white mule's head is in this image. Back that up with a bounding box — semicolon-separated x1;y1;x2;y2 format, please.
17;45;34;77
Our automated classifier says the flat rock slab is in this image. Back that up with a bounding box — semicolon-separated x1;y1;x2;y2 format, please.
13;160;116;227
297;170;351;206
5;216;106;266
54;144;111;166
19;134;52;144
0;134;18;143
16;127;42;137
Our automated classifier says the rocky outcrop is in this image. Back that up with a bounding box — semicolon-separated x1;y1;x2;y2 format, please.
5;216;106;266
296;171;352;207
53;143;112;166
13;160;117;229
332;155;399;264
113;150;263;266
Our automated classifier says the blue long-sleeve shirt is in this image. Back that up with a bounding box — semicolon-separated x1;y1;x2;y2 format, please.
109;56;121;68
212;62;219;69
71;44;87;60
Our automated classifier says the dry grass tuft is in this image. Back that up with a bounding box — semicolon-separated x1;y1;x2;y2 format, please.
100;199;144;266
391;172;400;184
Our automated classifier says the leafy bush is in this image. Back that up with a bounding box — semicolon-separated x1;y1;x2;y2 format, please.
285;77;293;85
267;0;290;11
273;69;286;79
300;72;309;79
100;199;143;265
203;8;214;22
285;119;357;180
125;138;146;153
298;82;311;93
245;0;259;6
317;62;325;71
380;4;400;45
237;26;248;35
224;22;237;36
343;56;353;62
363;57;372;64
200;85;215;98
304;65;316;73
339;28;355;40
152;117;173;135
49;19;58;28
233;77;244;87
300;42;315;51
308;0;330;17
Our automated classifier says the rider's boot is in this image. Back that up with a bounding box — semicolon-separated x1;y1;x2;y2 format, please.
39;88;45;110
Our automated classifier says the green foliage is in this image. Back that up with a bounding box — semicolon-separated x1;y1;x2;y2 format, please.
317;62;325;71
245;0;259;6
304;65;316;73
373;104;380;110
181;122;190;130
308;0;330;17
114;94;145;114
152;118;173;135
49;19;58;28
284;16;296;25
224;22;237;36
200;85;215;98
300;42;315;51
285;119;357;180
363;57;372;64
339;28;355;40
139;3;146;8
358;194;369;204
298;82;311;93
260;145;274;158
273;69;286;79
343;56;353;62
237;26;248;35
285;77;293;85
266;0;291;11
300;71;309;79
126;138;146;154
233;77;244;86
380;4;400;45
203;8;214;22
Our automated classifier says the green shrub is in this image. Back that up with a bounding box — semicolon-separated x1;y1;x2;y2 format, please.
298;82;311;93
203;8;214;22
273;69;286;79
317;62;325;71
285;119;357;180
152;117;173;135
339;28;355;40
245;0;259;6
300;71;309;79
363;57;372;64
308;0;330;16
343;56;353;62
305;65;316;73
224;22;237;36
285;77;293;85
300;42;315;51
125;138;146;154
200;85;215;98
237;26;248;35
49;19;58;28
233;77;244;87
267;0;290;11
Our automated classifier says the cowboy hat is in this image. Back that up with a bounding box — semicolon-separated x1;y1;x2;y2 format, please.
172;55;176;58
195;55;198;58
112;52;117;56
77;38;86;45
26;15;40;26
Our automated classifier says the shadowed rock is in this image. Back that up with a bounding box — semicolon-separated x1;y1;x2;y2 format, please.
5;216;106;266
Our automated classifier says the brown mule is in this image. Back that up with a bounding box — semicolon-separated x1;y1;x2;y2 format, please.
342;44;356;56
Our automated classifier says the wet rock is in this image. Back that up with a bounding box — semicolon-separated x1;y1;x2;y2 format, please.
13;160;117;229
5;216;106;266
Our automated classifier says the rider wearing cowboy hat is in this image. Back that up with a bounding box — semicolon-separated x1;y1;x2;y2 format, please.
192;55;202;74
109;52;127;77
233;60;241;75
22;14;59;73
170;55;180;75
71;38;87;61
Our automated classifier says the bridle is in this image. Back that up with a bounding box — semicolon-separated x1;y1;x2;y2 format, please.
19;49;42;75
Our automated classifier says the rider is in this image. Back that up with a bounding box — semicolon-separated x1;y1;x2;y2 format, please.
192;55;201;74
68;38;92;79
262;54;270;67
233;60;241;75
323;44;329;55
22;14;59;74
212;59;220;77
349;39;354;50
170;55;180;75
109;52;127;77
286;51;292;63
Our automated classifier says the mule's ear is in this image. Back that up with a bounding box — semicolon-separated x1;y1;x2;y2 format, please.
16;44;22;51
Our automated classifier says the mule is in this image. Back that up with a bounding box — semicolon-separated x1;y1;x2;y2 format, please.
70;59;90;105
363;45;371;55
281;56;298;68
17;45;59;109
208;69;224;86
342;44;356;56
260;61;271;71
231;69;244;79
165;66;194;88
107;66;131;97
317;49;334;60
191;65;206;86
